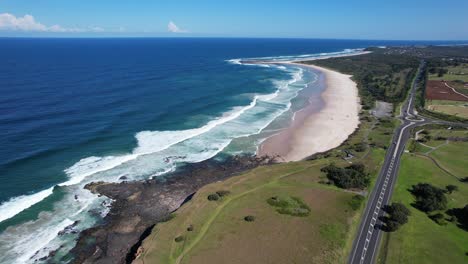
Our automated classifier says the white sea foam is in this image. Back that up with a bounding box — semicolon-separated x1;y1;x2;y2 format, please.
0;61;315;264
15;218;74;263
229;48;365;65
0;187;54;223
226;59;241;65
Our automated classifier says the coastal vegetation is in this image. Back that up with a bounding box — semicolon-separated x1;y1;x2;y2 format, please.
134;161;362;264
321;163;370;189
378;125;468;264
410;183;448;212
133;101;396;264
306;51;419;109
381;203;411;232
266;195;311;217
207;191;230;201
134;46;468;264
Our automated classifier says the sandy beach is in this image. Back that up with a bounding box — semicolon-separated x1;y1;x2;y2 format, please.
258;63;361;161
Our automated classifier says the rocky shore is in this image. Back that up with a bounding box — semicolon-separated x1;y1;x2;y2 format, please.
69;155;277;264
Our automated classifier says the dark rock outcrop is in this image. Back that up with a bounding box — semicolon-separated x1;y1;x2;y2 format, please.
69;155;276;264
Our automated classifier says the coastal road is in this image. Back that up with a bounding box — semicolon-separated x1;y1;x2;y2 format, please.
348;61;428;264
349;60;468;264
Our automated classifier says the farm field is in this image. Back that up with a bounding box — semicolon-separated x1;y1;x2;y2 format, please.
424;80;468;119
425;80;468;102
425;100;468;119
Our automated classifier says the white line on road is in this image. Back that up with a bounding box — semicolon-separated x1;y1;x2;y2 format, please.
393;122;415;158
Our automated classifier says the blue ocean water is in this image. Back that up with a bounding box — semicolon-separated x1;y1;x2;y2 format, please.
0;38;462;263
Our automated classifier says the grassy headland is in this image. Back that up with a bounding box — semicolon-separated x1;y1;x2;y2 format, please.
134;48;455;264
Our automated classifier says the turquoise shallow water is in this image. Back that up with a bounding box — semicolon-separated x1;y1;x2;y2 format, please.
0;38;460;263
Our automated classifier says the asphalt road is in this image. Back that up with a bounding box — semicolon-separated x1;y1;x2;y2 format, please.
349;59;468;263
349;61;429;264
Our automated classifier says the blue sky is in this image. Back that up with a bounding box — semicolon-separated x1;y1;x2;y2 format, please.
0;0;467;40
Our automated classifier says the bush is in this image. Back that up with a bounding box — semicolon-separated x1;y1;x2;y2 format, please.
385;203;411;225
385;219;402;232
244;215;255;222
267;196;311;217
174;236;185;242
382;203;411;231
352;143;367;152
429;213;447;225
447;204;468;230
349;195;365;211
446;185;458;194
321;163;370;189
410;183;447;212
216;190;231;197
187;225;194;231
207;193;220;201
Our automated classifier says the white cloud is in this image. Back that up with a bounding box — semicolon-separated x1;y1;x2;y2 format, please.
167;21;187;33
0;13;104;33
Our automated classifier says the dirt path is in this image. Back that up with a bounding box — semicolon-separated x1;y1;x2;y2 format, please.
444;82;468;100
174;164;319;264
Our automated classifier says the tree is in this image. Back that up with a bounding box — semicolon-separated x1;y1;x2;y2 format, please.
447;204;468;230
321;163;370;189
429;213;447;225
174;236;185;242
437;68;448;77
382;202;411;231
244;215;255;222
446;185;458;194
410;183;447;212
207;193;220;201
384;202;411;225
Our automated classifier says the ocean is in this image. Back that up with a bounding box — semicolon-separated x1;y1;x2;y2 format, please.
0;38;461;263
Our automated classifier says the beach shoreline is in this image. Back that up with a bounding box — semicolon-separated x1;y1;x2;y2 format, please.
258;62;361;161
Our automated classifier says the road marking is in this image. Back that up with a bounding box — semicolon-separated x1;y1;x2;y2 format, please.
393;122;414;158
351;63;426;264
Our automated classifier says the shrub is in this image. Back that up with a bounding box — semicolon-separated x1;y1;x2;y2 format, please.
385;220;402;232
174;236;185;242
267;196;311;217
429;213;447;225
187;225;194;232
216;190;231;197
352;143;367;152
244;215;255;222
349;195;365;211
382;203;411;231
207;193;220;201
446;185;458;194
410;183;447;212
321;163;370;189
447;204;468;230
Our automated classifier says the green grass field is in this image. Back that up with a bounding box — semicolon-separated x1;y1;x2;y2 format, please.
429;64;468;82
425;100;468;119
133;111;393;264
134;161;361;264
378;134;468;264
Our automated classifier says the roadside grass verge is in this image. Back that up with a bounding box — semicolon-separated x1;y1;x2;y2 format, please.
377;147;468;264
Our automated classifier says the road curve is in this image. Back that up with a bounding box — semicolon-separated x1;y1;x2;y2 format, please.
348;61;427;264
